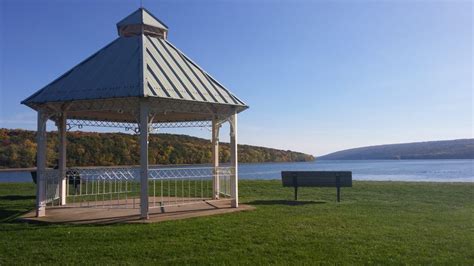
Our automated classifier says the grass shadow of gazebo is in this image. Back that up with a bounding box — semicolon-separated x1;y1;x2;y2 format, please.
247;200;327;206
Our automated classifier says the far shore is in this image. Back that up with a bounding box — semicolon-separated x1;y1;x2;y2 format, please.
0;163;209;172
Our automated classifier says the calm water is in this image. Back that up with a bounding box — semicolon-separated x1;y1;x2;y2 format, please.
0;159;472;183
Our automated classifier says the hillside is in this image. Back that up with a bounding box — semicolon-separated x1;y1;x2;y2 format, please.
0;128;314;168
318;139;474;160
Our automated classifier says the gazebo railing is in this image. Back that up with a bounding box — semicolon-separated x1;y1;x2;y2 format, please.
148;167;232;208
44;169;60;206
43;166;233;209
66;167;140;208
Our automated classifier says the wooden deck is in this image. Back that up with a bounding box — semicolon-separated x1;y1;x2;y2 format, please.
19;198;254;225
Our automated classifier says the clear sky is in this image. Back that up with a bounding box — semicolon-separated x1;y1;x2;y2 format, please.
0;0;472;156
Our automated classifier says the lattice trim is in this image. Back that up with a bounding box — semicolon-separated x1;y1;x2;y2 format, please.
66;119;211;131
151;120;211;129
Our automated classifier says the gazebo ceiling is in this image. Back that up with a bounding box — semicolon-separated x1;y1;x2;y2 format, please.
22;8;247;123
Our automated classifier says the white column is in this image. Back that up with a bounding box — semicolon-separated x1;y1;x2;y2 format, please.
58;113;67;205
139;101;150;219
229;111;238;208
36;110;48;217
212;117;220;199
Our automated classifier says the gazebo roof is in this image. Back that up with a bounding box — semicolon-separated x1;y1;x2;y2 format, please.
22;8;247;123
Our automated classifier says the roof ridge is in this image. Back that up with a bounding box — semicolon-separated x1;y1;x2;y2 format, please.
140;7;169;29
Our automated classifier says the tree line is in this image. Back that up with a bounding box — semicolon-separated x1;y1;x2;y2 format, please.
0;129;314;168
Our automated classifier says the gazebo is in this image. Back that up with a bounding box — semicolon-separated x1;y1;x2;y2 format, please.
22;8;248;220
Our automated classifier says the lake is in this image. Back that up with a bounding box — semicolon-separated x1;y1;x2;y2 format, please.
0;159;472;183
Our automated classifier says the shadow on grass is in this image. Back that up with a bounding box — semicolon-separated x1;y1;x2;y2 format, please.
0;195;35;201
0;195;35;224
0;210;30;223
248;200;326;206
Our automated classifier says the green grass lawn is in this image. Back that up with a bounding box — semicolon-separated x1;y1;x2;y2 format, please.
0;180;473;264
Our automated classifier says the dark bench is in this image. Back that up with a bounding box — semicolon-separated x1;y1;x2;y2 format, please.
281;171;352;202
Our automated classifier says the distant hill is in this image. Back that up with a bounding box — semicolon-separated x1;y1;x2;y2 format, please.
318;139;474;160
0;128;314;169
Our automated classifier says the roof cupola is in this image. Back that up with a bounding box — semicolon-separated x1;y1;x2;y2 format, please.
116;8;169;38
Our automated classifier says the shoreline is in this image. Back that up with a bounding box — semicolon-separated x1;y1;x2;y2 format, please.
0;179;472;184
1;160;471;183
1;158;473;172
0;161;316;172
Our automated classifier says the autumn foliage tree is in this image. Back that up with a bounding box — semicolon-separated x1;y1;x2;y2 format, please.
0;129;314;168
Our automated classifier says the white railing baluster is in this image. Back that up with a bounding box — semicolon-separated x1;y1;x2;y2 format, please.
46;166;232;209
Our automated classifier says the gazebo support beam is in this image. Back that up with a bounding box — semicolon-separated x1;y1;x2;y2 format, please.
58;112;67;205
139;101;150;219
212;117;220;199
36;110;48;217
229;111;238;208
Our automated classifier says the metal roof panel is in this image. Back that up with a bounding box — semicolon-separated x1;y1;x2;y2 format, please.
23;36;142;104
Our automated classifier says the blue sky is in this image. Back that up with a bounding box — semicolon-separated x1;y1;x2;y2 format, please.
0;0;472;156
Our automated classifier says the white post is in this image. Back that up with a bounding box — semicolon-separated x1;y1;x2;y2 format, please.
139;101;150;219
212;117;220;199
36;110;48;217
229;111;238;208
58;113;67;205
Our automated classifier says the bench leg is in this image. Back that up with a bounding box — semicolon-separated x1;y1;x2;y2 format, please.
337;186;340;202
294;186;298;201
